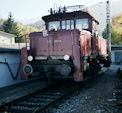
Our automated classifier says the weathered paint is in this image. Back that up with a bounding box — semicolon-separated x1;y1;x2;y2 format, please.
30;30;84;80
80;30;91;56
29;30;79;56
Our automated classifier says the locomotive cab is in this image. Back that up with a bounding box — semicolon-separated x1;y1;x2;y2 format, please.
43;5;99;33
21;5;110;81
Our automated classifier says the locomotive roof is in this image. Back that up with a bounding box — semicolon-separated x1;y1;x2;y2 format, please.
42;10;99;24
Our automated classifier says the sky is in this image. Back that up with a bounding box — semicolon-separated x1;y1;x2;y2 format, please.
0;0;120;24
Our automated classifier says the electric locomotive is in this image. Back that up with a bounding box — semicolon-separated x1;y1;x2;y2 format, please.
21;5;111;81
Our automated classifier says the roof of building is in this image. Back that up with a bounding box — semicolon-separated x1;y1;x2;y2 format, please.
0;31;16;37
111;45;122;50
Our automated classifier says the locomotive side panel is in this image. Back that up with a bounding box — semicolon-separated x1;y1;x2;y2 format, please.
80;31;91;57
98;38;107;55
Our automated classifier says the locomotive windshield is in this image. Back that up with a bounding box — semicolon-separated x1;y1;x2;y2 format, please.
48;21;60;31
76;18;89;30
48;19;89;31
62;20;74;30
48;20;74;31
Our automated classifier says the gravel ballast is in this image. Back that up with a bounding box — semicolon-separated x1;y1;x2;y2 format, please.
46;65;121;113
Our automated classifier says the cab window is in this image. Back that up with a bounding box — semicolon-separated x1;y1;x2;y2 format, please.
61;20;74;30
62;20;66;29
71;20;74;29
76;18;89;30
48;21;60;31
66;20;70;30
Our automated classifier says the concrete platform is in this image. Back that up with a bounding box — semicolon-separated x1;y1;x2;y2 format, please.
0;79;47;107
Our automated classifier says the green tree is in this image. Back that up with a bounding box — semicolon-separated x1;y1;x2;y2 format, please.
0;18;4;26
102;13;122;45
2;13;22;42
0;18;5;30
102;28;122;45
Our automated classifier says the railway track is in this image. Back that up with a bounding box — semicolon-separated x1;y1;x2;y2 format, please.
0;69;105;113
0;81;80;113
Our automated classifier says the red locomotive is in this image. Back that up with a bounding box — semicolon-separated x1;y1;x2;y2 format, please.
21;5;111;81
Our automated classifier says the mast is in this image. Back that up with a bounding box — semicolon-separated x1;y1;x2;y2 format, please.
106;0;111;56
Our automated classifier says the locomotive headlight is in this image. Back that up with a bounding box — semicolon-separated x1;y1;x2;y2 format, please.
27;55;33;61
64;55;70;61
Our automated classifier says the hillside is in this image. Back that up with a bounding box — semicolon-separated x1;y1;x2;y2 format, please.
0;19;44;36
29;20;45;31
88;0;122;35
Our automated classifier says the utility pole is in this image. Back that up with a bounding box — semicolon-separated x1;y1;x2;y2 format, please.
106;0;111;56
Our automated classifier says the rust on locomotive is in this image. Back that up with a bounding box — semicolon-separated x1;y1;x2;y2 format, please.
21;5;111;81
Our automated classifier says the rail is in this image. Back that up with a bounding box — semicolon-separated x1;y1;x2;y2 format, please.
0;82;73;113
0;69;106;113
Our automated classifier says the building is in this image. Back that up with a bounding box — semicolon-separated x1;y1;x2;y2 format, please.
0;31;16;44
111;45;122;64
0;31;29;49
